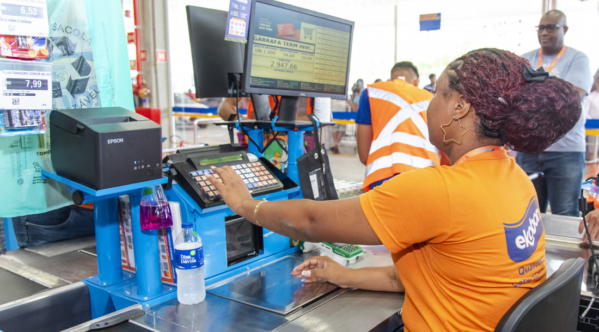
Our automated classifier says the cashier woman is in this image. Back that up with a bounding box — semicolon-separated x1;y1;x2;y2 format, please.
207;49;582;331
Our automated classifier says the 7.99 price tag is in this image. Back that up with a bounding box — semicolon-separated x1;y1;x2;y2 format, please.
0;69;51;109
0;0;48;37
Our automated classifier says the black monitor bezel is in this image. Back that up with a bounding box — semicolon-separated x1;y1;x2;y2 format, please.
242;0;354;100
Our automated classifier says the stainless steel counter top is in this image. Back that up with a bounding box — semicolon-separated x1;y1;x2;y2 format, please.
132;249;404;332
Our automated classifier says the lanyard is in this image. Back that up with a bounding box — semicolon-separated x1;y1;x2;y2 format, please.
455;146;503;165
538;46;567;73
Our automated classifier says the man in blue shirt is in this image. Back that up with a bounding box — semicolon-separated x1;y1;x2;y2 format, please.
518;10;593;216
423;74;436;93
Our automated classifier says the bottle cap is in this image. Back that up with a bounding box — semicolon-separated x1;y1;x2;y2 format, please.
143;187;153;196
181;222;193;228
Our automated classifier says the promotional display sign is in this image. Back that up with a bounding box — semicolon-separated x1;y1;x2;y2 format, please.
0;69;51;109
0;0;49;37
224;0;251;43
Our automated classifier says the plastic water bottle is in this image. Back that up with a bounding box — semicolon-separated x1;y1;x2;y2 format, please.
174;222;205;305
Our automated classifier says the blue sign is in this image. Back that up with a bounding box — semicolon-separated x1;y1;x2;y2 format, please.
225;0;252;43
420;13;441;31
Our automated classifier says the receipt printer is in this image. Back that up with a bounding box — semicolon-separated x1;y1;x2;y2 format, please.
51;107;162;190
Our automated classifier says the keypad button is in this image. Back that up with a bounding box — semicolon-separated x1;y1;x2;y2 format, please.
190;171;198;176
209;185;216;190
194;176;202;182
199;181;206;186
214;190;220;195
242;164;248;168
202;186;209;192
201;175;207;181
207;192;215;197
232;165;238;169
214;174;220;179
259;166;266;171
243;179;249;184
208;169;214;174
235;170;241;175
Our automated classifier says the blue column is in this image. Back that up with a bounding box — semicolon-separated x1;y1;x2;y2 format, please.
247;129;264;158
287;130;304;196
94;198;123;285
3;217;19;251
129;190;161;297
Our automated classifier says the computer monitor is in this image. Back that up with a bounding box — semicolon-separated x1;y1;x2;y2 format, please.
243;0;354;120
243;0;354;100
186;6;246;98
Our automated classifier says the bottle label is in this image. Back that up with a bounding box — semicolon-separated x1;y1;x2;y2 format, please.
175;246;204;270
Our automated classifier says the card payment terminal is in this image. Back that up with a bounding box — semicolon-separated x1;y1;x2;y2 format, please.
164;145;284;209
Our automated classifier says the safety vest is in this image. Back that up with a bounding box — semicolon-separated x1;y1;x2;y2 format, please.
363;79;438;191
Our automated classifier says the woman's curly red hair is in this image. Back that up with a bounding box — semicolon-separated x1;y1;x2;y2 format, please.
445;48;581;153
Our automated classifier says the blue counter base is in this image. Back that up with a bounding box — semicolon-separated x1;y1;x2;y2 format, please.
84;272;177;318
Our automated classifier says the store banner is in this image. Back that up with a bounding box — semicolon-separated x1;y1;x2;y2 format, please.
420;13;441;31
0;0;133;217
225;0;252;43
84;0;134;111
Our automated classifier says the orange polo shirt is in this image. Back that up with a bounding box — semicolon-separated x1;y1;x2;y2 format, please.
360;149;546;331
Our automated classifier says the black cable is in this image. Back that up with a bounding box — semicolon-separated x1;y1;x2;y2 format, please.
579;177;599;320
234;75;265;154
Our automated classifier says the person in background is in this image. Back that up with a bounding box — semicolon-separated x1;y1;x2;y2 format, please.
346;87;361;112
584;69;599;119
424;73;436;93
207;48;581;331
518;10;593;216
217;97;250;121
185;89;195;100
355;61;441;191
373;78;383;83
12;206;95;248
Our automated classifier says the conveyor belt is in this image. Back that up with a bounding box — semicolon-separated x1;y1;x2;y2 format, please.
0;266;47;305
92;321;153;332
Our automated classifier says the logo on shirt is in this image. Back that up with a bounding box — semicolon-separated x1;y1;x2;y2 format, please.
503;197;544;262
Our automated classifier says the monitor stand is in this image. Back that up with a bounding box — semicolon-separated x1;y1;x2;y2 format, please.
277;96;299;122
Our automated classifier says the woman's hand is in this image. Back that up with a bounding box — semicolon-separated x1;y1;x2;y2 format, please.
207;166;254;216
580;209;599;244
291;255;352;288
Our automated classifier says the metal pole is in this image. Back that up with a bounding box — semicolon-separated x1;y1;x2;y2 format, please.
286;130;304;192
2;218;19;251
129;190;161;297
94;198;123;285
133;0;143;88
248;129;265;158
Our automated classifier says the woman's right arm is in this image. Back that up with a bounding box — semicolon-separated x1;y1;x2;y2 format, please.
291;256;404;293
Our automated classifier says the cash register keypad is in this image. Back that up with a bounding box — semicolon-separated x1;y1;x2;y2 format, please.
188;162;279;200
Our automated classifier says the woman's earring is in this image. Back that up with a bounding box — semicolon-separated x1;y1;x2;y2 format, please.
441;115;468;145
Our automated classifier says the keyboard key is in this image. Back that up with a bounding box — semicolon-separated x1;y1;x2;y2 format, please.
208;169;214;174
202;186;210;192
243;179;249;184
242;164;249;168
199;181;206;186
214;174;221;179
209;185;216;190
207;192;215;197
201;175;208;181
259;166;266;171
190;171;198;176
235;170;241;175
194;176;202;182
240;174;245;179
214;190;220;195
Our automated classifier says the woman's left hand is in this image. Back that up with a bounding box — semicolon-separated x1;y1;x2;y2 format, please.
207;166;254;216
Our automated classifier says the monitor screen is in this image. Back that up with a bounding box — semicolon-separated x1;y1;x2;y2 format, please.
187;6;246;98
244;1;353;99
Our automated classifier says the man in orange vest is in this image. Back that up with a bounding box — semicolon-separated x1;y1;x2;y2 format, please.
356;61;442;191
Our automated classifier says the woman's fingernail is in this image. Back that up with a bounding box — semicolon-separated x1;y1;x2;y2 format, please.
210;166;215;169
302;270;311;277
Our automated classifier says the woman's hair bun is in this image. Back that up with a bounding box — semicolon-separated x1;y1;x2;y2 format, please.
445;48;581;153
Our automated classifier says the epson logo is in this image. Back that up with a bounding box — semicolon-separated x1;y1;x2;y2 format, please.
107;138;124;144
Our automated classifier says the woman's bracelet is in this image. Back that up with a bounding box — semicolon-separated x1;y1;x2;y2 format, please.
253;199;267;227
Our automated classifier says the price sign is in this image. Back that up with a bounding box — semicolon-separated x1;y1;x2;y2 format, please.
0;0;48;37
0;70;52;109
